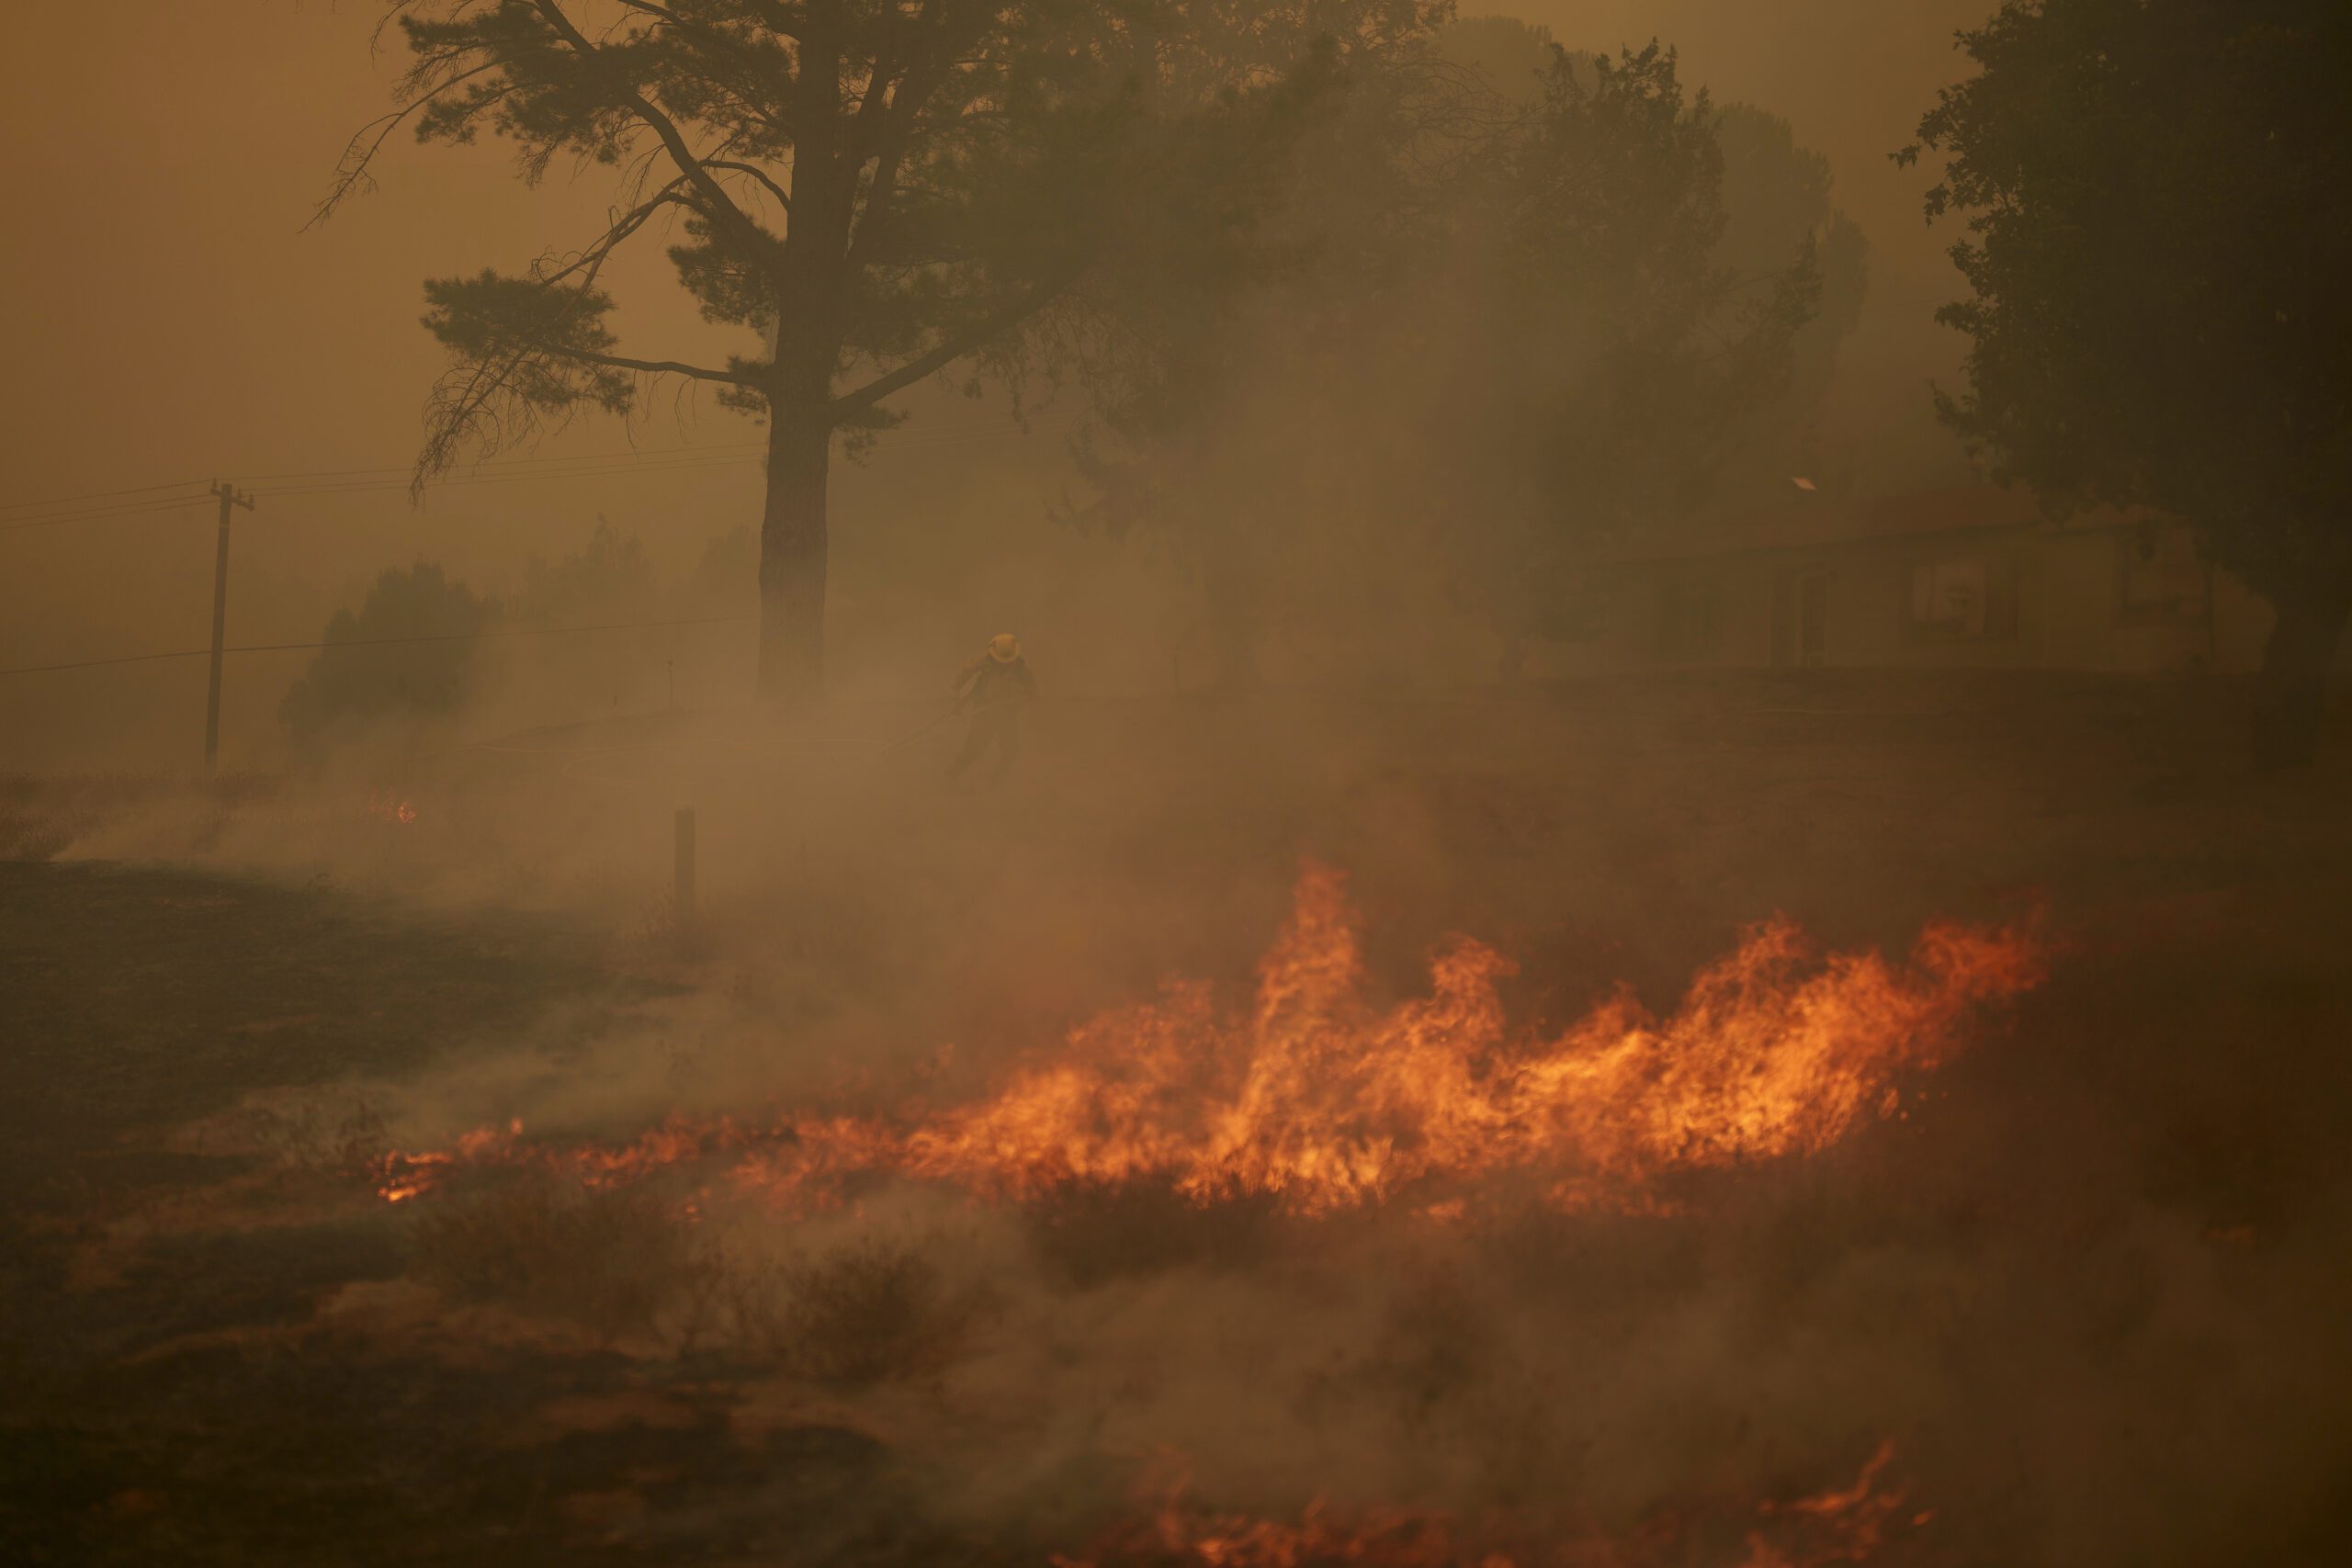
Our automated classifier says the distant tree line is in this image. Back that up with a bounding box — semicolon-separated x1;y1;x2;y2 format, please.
326;1;2348;763
327;3;1847;694
1046;17;1861;686
280;518;752;739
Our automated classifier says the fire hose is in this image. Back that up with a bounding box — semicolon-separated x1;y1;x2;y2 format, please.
873;699;966;756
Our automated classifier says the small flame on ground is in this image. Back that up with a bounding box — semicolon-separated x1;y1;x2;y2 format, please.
1738;1439;1912;1568
381;1119;518;1201
374;863;2041;1214
368;793;418;826
1053;1440;1922;1567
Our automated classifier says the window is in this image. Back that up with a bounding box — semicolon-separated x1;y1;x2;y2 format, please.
2116;525;2209;626
1911;557;1987;636
1906;551;2018;642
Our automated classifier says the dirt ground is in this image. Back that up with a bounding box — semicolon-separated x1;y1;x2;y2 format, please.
4;673;2349;1566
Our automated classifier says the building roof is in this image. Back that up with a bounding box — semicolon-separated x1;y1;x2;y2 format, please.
1617;483;2153;565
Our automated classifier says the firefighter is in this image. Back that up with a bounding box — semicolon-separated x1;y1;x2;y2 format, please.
949;633;1035;784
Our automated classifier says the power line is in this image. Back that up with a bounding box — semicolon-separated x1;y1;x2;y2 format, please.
0;414;1093;541
242;414;1086;495
1;413;1092;522
0;494;217;534
0;445;765;517
0;447;759;525
255;448;769;500
0;611;759;680
239;448;754;486
0;478;210;514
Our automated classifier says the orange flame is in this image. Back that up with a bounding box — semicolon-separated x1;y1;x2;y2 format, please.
1050;1452;1518;1568
368;793;418;826
377;864;2040;1214
1738;1440;1918;1568
1054;1440;1924;1567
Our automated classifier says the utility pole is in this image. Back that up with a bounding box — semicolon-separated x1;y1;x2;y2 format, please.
204;481;255;771
673;806;697;943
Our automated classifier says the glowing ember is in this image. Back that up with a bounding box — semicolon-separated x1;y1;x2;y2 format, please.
376;863;2041;1213
1053;1441;1925;1567
1738;1440;1920;1568
368;793;418;826
380;1119;519;1201
1057;1491;1495;1568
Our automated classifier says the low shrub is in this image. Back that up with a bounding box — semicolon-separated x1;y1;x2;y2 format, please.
407;1173;699;1341
1022;1178;1282;1288
763;1236;973;1390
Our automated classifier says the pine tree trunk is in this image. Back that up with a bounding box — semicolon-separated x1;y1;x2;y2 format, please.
757;416;831;699
2253;585;2347;771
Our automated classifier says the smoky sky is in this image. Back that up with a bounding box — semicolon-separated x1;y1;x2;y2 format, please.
2;0;1993;761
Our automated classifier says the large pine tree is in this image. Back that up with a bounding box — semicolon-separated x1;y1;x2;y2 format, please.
324;0;1438;696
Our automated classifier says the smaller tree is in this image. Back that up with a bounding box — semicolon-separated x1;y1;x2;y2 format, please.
1711;103;1867;496
1050;36;1825;683
280;562;496;739
1447;44;1820;669
1905;0;2352;765
513;514;659;626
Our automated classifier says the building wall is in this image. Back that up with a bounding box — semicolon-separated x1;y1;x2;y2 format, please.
2209;571;2352;676
1579;515;2352;680
2040;532;2117;670
1750;533;2046;671
1595;522;2251;675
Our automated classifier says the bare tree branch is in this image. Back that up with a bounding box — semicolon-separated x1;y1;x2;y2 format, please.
534;176;695;291
414;344;537;498
832;276;1072;414
846;1;956;266
705;159;794;213
561;347;760;385
307;60;505;229
526;0;780;257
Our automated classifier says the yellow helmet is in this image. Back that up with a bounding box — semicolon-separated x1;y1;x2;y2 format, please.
988;633;1021;663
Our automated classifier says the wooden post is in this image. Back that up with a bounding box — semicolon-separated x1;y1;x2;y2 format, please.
203;481;254;771
673;807;697;934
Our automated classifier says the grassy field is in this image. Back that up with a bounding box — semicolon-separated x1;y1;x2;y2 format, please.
3;674;2348;1566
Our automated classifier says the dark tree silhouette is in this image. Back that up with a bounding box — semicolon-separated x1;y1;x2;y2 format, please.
1906;0;2352;765
1062;36;1824;683
323;0;1429;697
1467;44;1820;662
279;563;496;739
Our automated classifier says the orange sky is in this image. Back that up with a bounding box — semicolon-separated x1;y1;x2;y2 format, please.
0;0;1986;490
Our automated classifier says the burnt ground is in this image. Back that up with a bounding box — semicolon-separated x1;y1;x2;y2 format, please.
3;673;2351;1566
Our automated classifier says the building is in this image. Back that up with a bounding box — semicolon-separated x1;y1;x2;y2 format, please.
1581;485;2283;675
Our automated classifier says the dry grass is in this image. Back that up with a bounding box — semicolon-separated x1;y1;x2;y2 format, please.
238;1093;393;1184
753;1235;978;1389
1021;1178;1285;1288
407;1174;703;1341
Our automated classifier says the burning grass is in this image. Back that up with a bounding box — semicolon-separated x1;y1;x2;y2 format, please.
9;680;2347;1568
1023;1178;1287;1287
1052;1439;1921;1568
760;1235;980;1389
407;1172;693;1340
376;863;2041;1224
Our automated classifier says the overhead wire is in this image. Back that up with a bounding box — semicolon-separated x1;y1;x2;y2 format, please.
0;410;1093;677
0;611;759;680
1;409;1091;525
0;478;211;515
1;493;217;534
